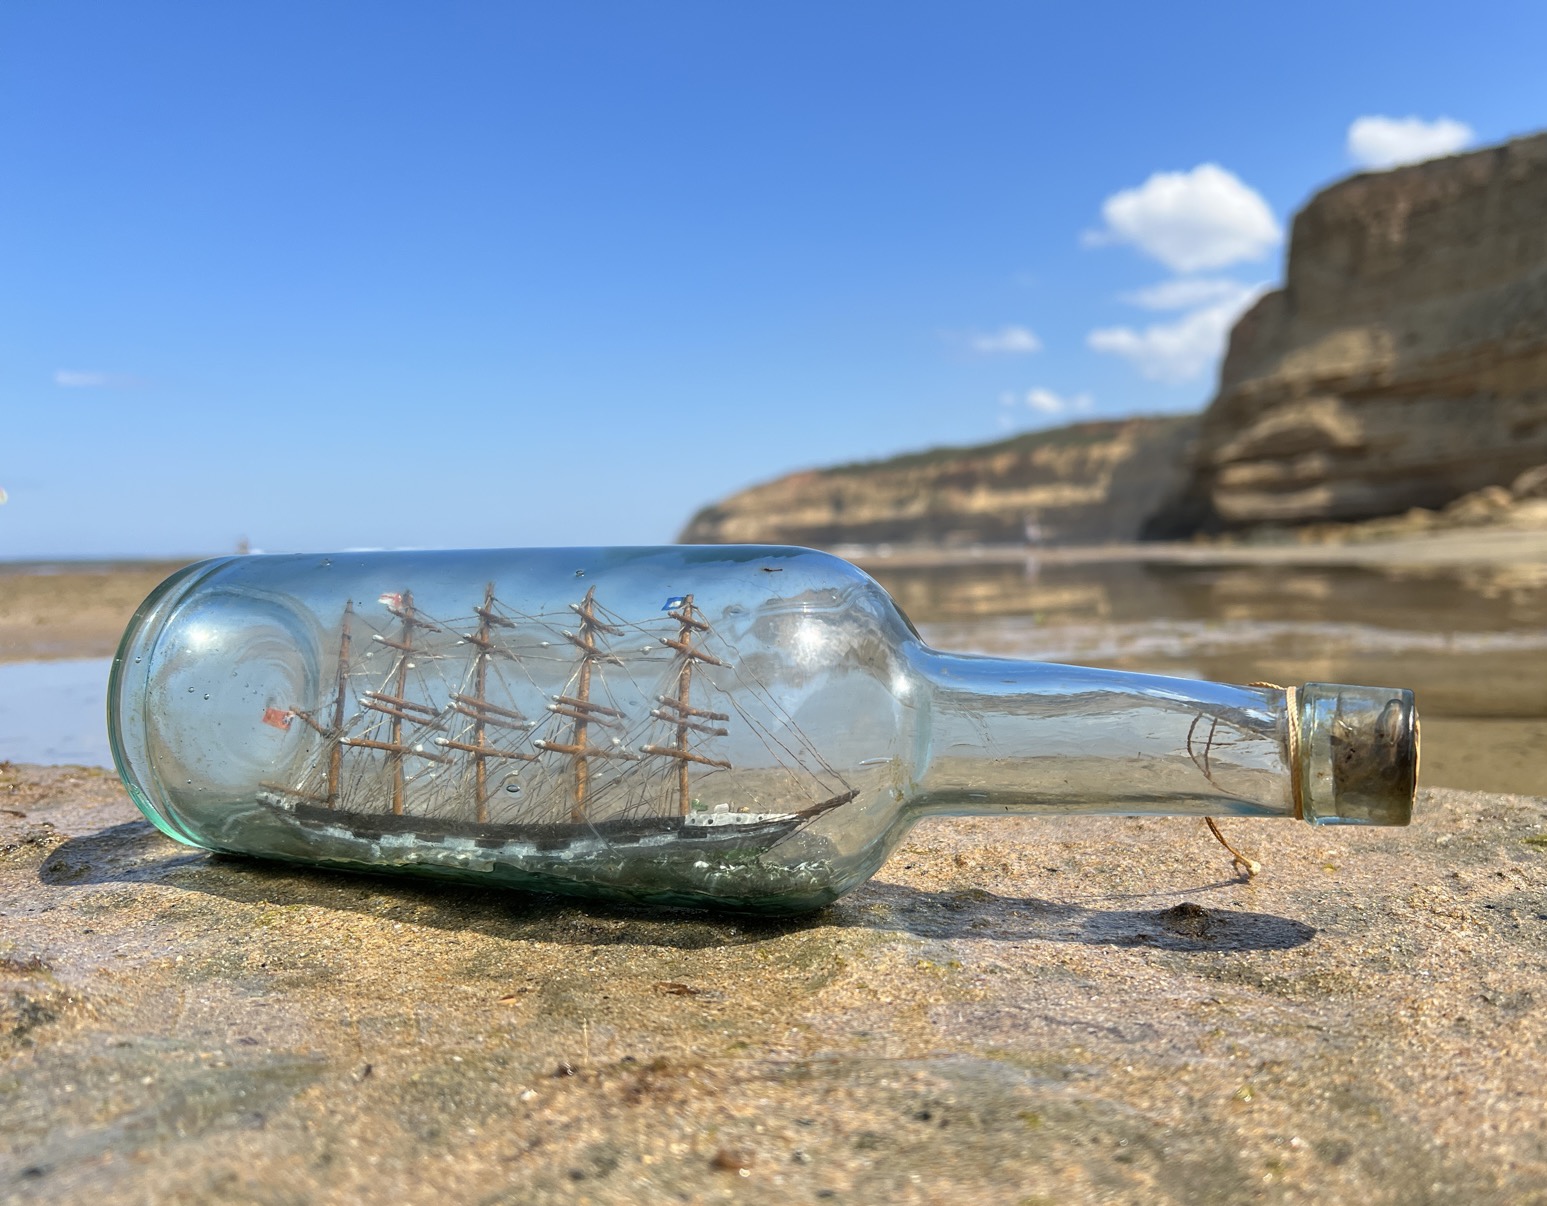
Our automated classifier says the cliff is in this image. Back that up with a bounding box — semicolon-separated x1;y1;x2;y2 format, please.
1149;133;1547;535
679;415;1198;547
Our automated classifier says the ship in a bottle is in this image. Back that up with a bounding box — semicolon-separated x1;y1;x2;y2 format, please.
254;582;858;868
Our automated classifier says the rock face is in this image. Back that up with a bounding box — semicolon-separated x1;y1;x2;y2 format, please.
1150;133;1547;535
680;415;1198;546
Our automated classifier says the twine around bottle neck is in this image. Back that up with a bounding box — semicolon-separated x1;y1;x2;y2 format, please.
1250;681;1303;820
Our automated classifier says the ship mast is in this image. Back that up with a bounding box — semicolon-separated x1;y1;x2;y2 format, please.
434;582;536;823
349;590;448;816
534;586;633;823
287;599;355;806
327;601;353;803
643;594;731;816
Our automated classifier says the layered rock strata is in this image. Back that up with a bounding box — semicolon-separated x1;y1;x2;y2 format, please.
680;415;1197;547
1149;133;1547;534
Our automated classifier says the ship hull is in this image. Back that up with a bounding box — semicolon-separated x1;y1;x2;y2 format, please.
255;789;803;857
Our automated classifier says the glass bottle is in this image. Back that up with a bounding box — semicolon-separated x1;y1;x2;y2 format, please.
109;546;1418;914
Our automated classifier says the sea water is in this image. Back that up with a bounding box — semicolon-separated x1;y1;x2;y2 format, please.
0;657;114;767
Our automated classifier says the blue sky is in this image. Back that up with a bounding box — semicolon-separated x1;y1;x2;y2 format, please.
3;2;1543;557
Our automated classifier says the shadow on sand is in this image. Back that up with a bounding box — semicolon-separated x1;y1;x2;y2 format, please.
38;819;1314;954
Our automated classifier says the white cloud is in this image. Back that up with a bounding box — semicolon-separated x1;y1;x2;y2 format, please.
1026;387;1092;415
1084;164;1281;273
55;370;114;387
1120;276;1265;312
967;325;1042;355
999;387;1093;423
1088;283;1267;385
1347;115;1473;170
54;369;142;388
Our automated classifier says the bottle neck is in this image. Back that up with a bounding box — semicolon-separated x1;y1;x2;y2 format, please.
907;650;1297;821
905;650;1417;827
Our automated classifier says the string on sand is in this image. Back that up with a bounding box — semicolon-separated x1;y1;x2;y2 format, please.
1204;817;1261;880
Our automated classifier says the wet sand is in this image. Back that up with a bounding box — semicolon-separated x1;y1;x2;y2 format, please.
0;561;191;663
846;524;1547;570
4;530;1547;663
4;546;1547;793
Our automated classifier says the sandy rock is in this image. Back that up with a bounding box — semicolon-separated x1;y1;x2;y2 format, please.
1513;464;1547;500
1443;485;1517;524
3;763;1546;1202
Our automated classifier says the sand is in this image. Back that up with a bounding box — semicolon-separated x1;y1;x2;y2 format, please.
2;765;1544;1202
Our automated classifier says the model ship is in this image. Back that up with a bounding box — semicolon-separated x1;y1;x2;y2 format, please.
255;583;858;860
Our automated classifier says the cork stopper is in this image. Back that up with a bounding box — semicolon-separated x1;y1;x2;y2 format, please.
1297;683;1419;826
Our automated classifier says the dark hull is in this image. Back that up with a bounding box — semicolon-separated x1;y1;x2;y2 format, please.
256;791;803;853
